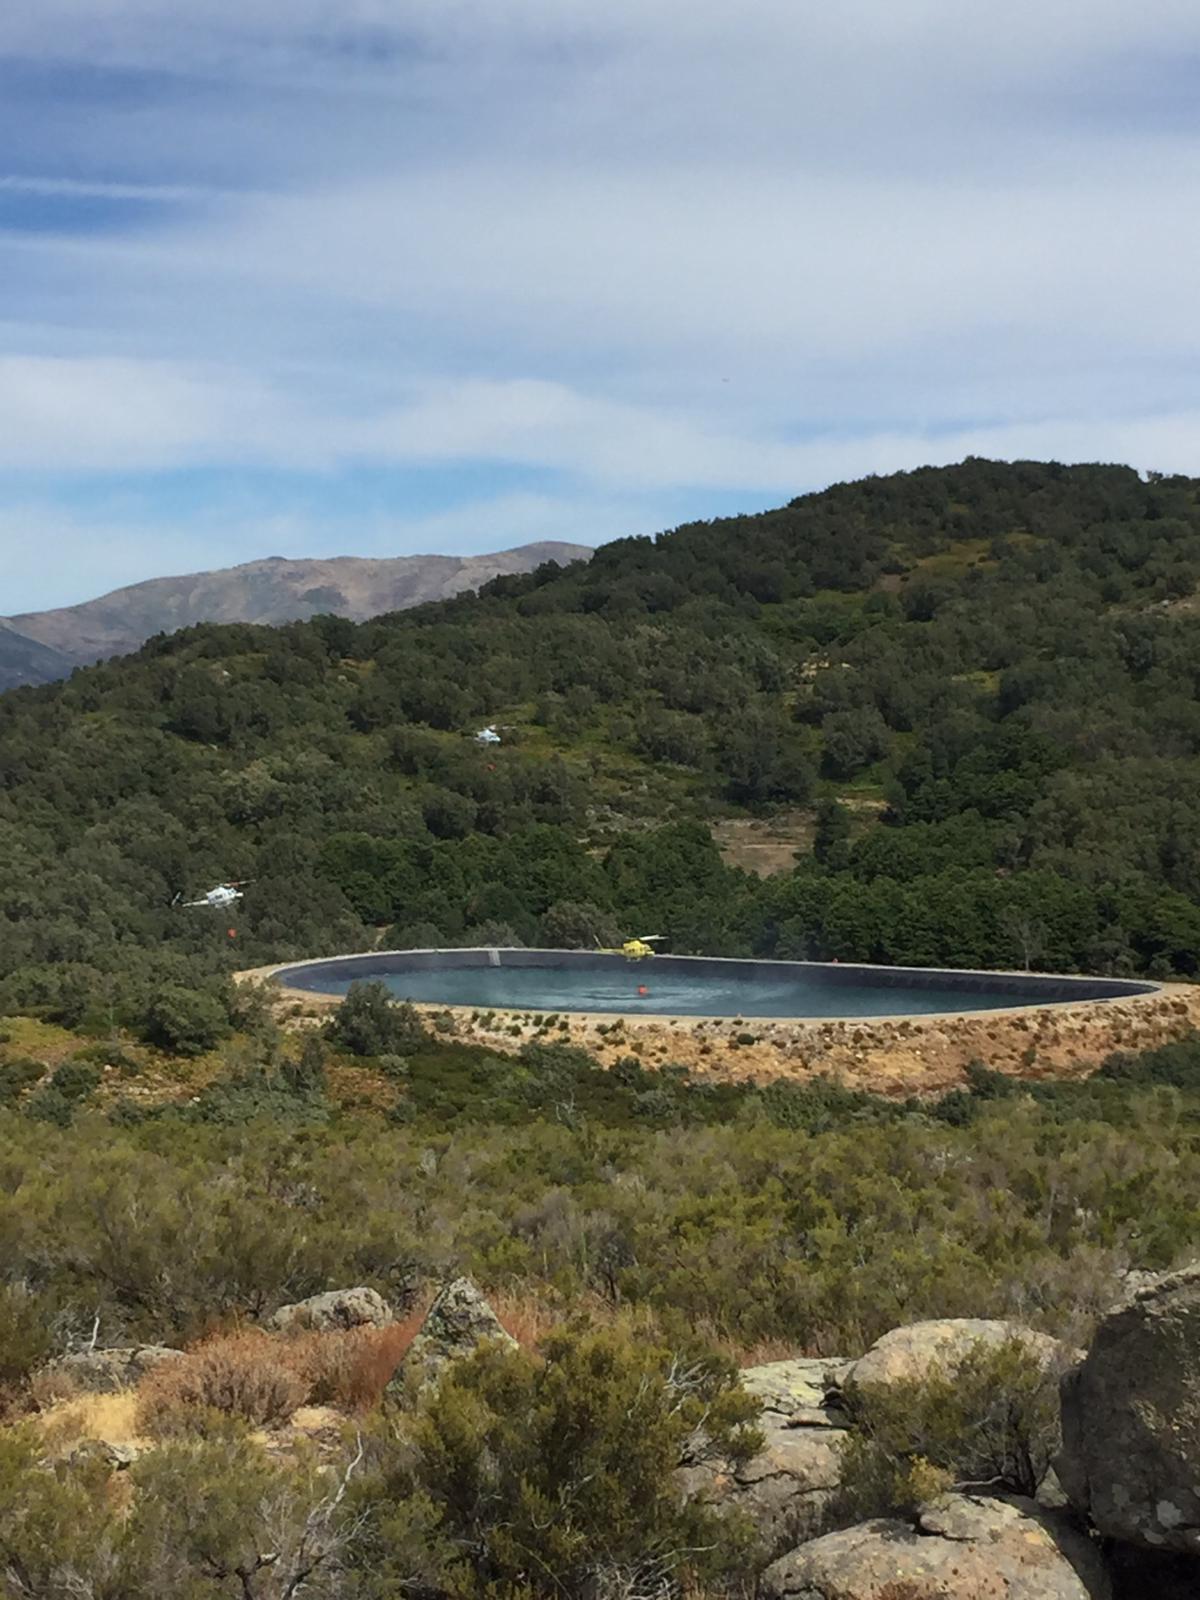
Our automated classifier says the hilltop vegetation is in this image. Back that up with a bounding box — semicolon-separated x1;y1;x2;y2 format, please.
3;457;1200;1043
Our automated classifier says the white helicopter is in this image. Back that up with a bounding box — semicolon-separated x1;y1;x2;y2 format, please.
173;881;250;910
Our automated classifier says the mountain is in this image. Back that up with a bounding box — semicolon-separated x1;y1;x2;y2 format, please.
0;620;76;690
0;541;591;690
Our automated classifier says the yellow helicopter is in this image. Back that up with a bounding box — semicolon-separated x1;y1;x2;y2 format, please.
597;935;665;961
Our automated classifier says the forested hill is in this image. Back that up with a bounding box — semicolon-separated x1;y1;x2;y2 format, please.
4;457;1200;1040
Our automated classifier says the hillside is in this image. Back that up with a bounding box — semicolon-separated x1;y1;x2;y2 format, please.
2;457;1200;1039
6;457;1200;1600
0;540;591;690
0;620;75;689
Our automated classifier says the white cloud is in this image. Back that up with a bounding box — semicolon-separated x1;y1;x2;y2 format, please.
4;355;1200;497
2;0;1200;608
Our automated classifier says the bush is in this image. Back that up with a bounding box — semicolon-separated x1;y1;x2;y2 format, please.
284;1318;425;1412
374;1323;761;1600
282;1033;327;1096
0;1425;360;1598
326;983;429;1058
140;985;229;1056
834;1337;1065;1523
137;1332;307;1435
0;1057;44;1106
72;1041;139;1073
0;1285;54;1404
48;1059;101;1104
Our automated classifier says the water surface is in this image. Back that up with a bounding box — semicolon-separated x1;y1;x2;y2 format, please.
282;951;1153;1020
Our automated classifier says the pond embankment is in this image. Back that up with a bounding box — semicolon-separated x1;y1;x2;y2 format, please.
238;960;1200;1097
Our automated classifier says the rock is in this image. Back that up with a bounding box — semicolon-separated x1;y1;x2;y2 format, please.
676;1357;853;1556
41;1345;183;1394
843;1318;1066;1393
391;1277;515;1394
268;1286;393;1333
1058;1263;1200;1555
261;1404;349;1462
679;1418;846;1556
761;1493;1111;1600
741;1358;853;1424
64;1438;140;1470
1106;1542;1200;1600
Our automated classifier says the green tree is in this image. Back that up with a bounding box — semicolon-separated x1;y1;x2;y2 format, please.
326;982;429;1058
141;986;229;1056
813;798;852;869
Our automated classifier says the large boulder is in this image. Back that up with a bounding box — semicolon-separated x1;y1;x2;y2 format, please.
268;1286;393;1334
843;1318;1066;1393
390;1277;516;1395
761;1493;1111;1600
678;1358;852;1555
1058;1263;1200;1555
40;1345;183;1395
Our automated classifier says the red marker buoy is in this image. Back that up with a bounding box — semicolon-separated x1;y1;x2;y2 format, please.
637;984;648;996
227;928;237;939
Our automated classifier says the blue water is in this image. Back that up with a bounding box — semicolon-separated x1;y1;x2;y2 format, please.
285;955;1134;1019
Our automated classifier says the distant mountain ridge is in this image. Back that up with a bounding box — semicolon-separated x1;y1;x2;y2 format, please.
0;541;591;691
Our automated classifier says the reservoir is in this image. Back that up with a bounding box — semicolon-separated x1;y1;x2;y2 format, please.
275;949;1156;1020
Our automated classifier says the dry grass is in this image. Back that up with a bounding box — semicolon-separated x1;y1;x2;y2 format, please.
27;1364;82;1412
710;812;815;878
490;1289;567;1351
137;1330;307;1435
133;1310;433;1435
35;1390;144;1455
281;1311;427;1412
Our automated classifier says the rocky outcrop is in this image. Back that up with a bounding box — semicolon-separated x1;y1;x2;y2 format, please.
390;1277;516;1395
762;1493;1111;1600
41;1345;183;1394
1059;1264;1200;1555
268;1286;393;1333
843;1318;1067;1393
679;1359;853;1554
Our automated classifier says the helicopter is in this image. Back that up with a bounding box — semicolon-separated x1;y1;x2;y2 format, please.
173;881;250;910
597;935;665;961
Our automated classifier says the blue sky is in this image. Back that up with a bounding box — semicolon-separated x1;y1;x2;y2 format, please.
2;1;1200;612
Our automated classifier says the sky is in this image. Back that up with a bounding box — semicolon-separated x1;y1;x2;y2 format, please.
2;2;1200;612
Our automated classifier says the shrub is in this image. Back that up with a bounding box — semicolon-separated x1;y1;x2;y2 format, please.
137;1332;307;1435
302;1320;427;1410
326;983;428;1058
834;1337;1065;1524
48;1059;101;1104
0;1057;44;1106
72;1041;139;1074
378;1323;761;1600
0;1285;54;1405
0;1426;362;1597
140;985;229;1056
282;1033;327;1096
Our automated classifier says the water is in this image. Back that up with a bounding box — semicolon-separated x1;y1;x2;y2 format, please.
285;954;1141;1019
